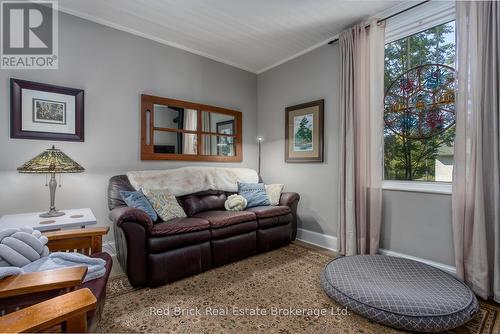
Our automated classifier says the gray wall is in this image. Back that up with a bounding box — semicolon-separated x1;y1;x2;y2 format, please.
0;12;257;241
381;191;454;266
257;44;340;238
257;43;455;266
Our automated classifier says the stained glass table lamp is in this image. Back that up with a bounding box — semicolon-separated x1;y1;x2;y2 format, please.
17;145;84;218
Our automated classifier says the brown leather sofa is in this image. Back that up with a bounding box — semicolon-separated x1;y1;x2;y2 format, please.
108;175;300;287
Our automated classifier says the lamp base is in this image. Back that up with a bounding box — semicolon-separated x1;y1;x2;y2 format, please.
39;209;65;218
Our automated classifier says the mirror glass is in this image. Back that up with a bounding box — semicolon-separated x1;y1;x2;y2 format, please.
201;135;235;156
201;111;235;134
154;131;197;155
154;104;197;131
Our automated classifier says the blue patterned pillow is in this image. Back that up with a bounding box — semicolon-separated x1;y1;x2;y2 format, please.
120;190;158;222
237;182;271;208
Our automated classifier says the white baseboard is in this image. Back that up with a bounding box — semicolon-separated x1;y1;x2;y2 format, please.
378;248;457;276
295;228;456;276
296;228;338;252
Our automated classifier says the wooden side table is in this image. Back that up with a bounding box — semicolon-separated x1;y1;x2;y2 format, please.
0;208;97;232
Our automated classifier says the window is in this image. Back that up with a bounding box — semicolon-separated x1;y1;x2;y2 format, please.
383;21;456;182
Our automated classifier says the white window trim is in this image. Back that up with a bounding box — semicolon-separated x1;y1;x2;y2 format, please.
382;180;452;195
382;1;456;193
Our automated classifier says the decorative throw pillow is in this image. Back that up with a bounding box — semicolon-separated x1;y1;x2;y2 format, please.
142;188;187;221
224;194;247;211
237;182;270;208
265;184;284;206
120;190;158;222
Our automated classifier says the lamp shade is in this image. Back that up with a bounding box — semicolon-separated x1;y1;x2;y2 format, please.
17;145;84;174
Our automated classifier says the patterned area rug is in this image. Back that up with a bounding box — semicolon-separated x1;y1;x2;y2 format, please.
99;243;499;333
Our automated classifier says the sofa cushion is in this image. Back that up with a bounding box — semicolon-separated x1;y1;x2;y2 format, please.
258;213;293;229
247;206;290;219
193;210;256;228
178;191;227;216
211;221;257;239
148;230;211;253
150;217;210;236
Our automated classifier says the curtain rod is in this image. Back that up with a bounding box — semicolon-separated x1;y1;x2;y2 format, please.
327;0;430;45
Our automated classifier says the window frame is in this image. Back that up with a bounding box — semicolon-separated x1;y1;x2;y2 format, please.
382;1;456;193
140;94;243;162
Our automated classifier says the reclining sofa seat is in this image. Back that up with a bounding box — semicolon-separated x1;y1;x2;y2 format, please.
108;175;300;287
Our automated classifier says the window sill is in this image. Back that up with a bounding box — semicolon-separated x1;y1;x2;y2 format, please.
382;181;452;195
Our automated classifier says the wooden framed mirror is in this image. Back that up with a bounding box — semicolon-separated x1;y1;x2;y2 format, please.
141;94;242;161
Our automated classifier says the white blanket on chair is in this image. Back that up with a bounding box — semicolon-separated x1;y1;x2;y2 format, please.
0;227;106;282
127;167;259;196
0;227;49;267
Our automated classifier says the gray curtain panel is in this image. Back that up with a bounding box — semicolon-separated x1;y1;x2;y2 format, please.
338;20;385;256
453;0;500;302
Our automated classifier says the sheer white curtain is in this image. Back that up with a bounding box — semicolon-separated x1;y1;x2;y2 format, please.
453;1;499;302
338;20;385;255
182;109;197;154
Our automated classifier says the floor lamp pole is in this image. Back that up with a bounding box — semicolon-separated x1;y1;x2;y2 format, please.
257;136;263;176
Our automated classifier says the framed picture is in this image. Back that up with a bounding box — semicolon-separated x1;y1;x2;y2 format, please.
216;120;235;156
285;99;324;162
10;78;84;141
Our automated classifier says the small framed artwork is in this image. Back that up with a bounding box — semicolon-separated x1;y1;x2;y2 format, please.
10;78;84;141
216;120;235;156
285;99;324;162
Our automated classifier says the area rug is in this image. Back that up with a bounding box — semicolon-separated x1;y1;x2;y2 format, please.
99;243;499;333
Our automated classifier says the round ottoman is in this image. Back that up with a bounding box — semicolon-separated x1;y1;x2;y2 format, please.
321;255;479;332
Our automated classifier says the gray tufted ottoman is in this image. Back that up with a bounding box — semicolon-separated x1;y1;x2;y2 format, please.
321;255;479;332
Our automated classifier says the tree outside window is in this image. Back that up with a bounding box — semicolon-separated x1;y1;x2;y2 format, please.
384;21;456;182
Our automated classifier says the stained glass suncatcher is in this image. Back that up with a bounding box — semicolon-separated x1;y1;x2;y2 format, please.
384;64;456;140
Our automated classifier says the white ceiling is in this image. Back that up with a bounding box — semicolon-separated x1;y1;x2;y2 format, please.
58;0;405;73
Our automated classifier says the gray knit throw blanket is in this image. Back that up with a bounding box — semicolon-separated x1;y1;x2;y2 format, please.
0;227;49;267
0;227;106;282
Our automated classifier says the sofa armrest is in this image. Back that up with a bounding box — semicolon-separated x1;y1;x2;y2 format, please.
279;192;300;241
109;207;153;231
110;207;150;287
279;192;300;207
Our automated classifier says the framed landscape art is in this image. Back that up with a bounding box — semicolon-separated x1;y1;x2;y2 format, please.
285;99;324;162
10;78;84;141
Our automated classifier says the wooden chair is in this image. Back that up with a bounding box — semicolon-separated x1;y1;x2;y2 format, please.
0;227;111;333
